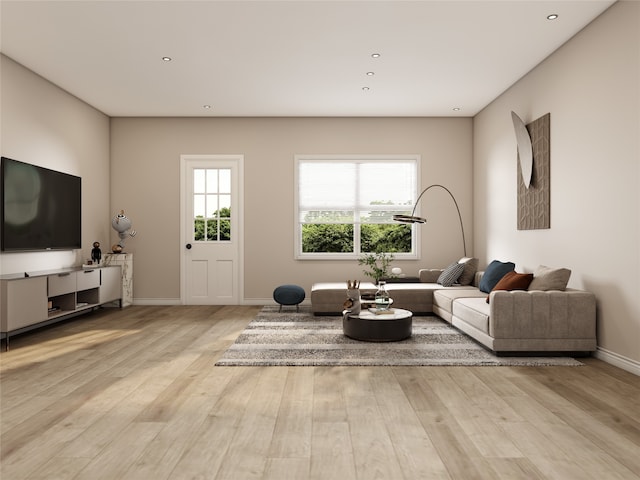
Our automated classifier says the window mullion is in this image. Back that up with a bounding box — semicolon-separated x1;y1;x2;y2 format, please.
216;170;220;241
354;162;360;254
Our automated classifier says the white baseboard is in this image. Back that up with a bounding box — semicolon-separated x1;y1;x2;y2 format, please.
133;298;182;306
242;298;272;306
595;347;640;376
242;298;311;306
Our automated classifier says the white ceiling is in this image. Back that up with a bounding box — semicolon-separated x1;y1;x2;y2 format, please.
0;0;615;117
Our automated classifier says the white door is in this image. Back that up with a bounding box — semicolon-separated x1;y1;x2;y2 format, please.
180;155;243;305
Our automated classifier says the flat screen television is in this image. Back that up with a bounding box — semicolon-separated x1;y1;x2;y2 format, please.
1;157;82;251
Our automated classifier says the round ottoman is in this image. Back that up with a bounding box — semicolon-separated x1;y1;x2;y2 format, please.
273;284;306;312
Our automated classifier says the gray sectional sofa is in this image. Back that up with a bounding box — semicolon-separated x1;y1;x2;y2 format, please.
310;260;597;355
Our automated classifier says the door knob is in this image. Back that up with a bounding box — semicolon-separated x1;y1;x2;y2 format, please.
186;243;192;249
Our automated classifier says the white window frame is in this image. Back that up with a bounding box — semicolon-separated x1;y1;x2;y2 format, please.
294;154;421;260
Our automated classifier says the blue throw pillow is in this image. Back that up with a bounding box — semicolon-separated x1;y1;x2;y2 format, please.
479;260;516;293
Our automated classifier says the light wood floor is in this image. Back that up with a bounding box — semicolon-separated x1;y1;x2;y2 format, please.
1;305;639;480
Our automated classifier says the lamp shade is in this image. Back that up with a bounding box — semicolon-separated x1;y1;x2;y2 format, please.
392;214;426;224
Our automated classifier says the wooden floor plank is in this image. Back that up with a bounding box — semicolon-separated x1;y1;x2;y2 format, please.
0;422;86;480
268;367;314;458
422;419;498;480
374;368;451;479
345;368;406;480
167;366;263;480
312;367;348;423
215;367;289;480
486;457;547;480
537;368;640;441
1;375;121;463
263;457;310;480
1;305;639;480
74;421;165;480
28;455;93;480
510;371;640;476
119;384;224;480
309;422;357;480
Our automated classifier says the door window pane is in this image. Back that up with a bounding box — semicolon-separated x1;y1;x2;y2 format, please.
193;168;232;242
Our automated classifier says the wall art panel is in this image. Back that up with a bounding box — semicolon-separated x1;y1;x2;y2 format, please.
517;113;550;230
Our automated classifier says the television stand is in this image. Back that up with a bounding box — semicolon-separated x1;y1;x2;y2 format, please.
0;265;122;351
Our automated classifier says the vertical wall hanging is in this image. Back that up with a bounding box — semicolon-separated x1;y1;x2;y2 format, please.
512;112;550;230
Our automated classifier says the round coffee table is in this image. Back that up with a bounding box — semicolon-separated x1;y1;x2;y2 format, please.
343;308;413;342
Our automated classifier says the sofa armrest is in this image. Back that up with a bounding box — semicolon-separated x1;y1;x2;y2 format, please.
488;289;596;340
419;269;443;283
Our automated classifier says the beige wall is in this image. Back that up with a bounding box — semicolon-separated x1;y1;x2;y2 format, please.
110;117;473;302
473;1;640;366
0;55;111;274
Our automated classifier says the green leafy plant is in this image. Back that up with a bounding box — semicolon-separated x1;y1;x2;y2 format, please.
358;252;396;284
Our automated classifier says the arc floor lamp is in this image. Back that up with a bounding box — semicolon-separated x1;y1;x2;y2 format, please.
393;184;467;257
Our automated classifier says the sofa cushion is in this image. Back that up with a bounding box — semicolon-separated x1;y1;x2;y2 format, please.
311;282;377;314
487;271;534;302
457;257;479;286
434;288;487;313
437;262;465;287
479;260;516;293
383;283;441;313
528;265;571;291
419;269;444;283
452;297;490;334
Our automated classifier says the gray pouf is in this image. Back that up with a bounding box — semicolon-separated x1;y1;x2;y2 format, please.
273;284;306;312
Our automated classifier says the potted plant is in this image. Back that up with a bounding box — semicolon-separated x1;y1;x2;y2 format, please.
358;252;396;284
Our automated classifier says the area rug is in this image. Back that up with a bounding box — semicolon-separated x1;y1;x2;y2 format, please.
215;306;583;367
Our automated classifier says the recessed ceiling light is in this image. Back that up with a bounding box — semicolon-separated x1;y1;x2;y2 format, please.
362;87;370;91
453;107;461;111
162;56;172;62
203;104;212;109
547;14;558;20
371;53;381;58
366;72;375;76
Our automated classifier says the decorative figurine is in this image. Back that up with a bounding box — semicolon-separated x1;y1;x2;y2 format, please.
343;280;362;314
91;241;102;264
111;210;137;253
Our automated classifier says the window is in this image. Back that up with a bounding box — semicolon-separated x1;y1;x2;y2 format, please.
193;168;231;241
295;155;420;259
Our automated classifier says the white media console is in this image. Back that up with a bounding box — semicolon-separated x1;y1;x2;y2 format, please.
0;265;122;350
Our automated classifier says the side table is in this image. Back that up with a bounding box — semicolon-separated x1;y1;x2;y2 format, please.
103;253;133;307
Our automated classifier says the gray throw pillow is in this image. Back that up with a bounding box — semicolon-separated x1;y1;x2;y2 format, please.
457;257;479;286
528;265;571;291
437;262;465;287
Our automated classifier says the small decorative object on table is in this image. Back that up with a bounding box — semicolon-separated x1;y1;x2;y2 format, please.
91;241;102;265
343;280;361;314
375;281;391;311
111;210;137;253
